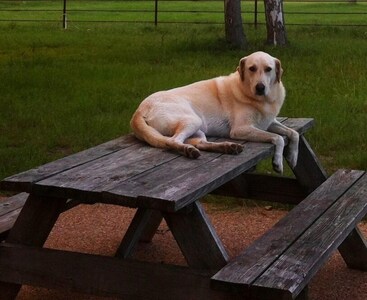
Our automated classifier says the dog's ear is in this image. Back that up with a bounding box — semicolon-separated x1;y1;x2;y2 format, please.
237;57;246;81
275;58;283;83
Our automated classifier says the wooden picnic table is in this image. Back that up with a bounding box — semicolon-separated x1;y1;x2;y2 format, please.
0;117;329;299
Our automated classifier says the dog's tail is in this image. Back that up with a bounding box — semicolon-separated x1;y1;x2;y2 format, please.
130;110;171;149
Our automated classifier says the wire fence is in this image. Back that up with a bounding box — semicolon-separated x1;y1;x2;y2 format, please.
0;0;366;29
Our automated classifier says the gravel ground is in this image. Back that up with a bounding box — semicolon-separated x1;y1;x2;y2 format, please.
13;202;367;300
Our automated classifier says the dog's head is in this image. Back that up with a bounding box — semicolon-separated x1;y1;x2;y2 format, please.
237;51;283;99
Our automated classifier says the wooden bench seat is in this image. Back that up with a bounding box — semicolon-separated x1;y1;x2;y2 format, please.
0;193;28;241
211;169;367;300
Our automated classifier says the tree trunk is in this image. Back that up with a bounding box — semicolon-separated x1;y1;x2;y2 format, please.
264;0;288;46
224;0;246;49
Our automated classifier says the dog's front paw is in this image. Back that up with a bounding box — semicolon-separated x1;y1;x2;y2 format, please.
272;157;283;174
285;151;298;169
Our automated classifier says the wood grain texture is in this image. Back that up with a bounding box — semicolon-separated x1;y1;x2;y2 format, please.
0;193;28;217
211;170;365;292
0;135;138;193
32;142;179;200
1;118;315;213
252;171;367;298
107;141;272;211
0;193;28;240
109;117;314;210
281;118;314;136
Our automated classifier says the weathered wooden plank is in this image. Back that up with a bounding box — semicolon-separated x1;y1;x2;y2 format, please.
292;135;328;193
102;145;234;210
0;243;240;300
280;118;314;136
212;174;307;205
105;118;314;211
0;193;28;240
211;169;365;292
0;207;22;242
252;171;367;299
0;135;139;193
32;142;180;202
338;227;367;271
2;118;315;212
106;142;273;211
0;193;27;217
164;201;229;270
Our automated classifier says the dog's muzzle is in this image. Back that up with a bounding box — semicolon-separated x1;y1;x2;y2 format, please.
255;83;266;96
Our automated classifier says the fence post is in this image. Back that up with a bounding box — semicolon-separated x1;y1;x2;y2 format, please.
254;0;258;28
155;0;158;26
63;0;67;29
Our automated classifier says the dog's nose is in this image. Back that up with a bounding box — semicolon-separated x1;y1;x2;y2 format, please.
255;83;265;95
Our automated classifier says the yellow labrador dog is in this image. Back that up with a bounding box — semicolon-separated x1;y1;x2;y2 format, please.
130;51;299;173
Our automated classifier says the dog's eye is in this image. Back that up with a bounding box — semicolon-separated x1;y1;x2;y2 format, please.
265;67;272;72
249;66;257;72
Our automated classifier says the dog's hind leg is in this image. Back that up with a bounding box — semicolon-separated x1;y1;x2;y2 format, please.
165;121;203;159
166;139;201;158
186;131;244;155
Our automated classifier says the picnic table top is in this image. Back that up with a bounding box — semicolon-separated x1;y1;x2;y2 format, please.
0;118;314;212
1;117;339;300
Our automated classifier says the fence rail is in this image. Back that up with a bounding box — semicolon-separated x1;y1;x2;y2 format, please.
0;0;366;28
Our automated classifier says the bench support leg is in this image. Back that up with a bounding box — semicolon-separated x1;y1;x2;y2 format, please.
338;227;367;271
139;210;163;242
295;286;309;300
115;208;162;258
0;193;66;299
164;201;229;270
291;136;328;193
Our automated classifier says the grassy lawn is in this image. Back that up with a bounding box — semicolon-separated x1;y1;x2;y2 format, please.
0;2;366;184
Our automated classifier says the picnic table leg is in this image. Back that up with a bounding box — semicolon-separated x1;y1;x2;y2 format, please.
0;193;67;299
163;201;229;270
139;210;163;242
296;286;309;300
291;135;328;192
338;227;367;271
115;208;162;258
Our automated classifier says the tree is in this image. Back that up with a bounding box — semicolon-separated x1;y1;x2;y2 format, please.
224;0;247;49
264;0;287;46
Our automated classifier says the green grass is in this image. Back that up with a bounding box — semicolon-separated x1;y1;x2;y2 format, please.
0;3;366;184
